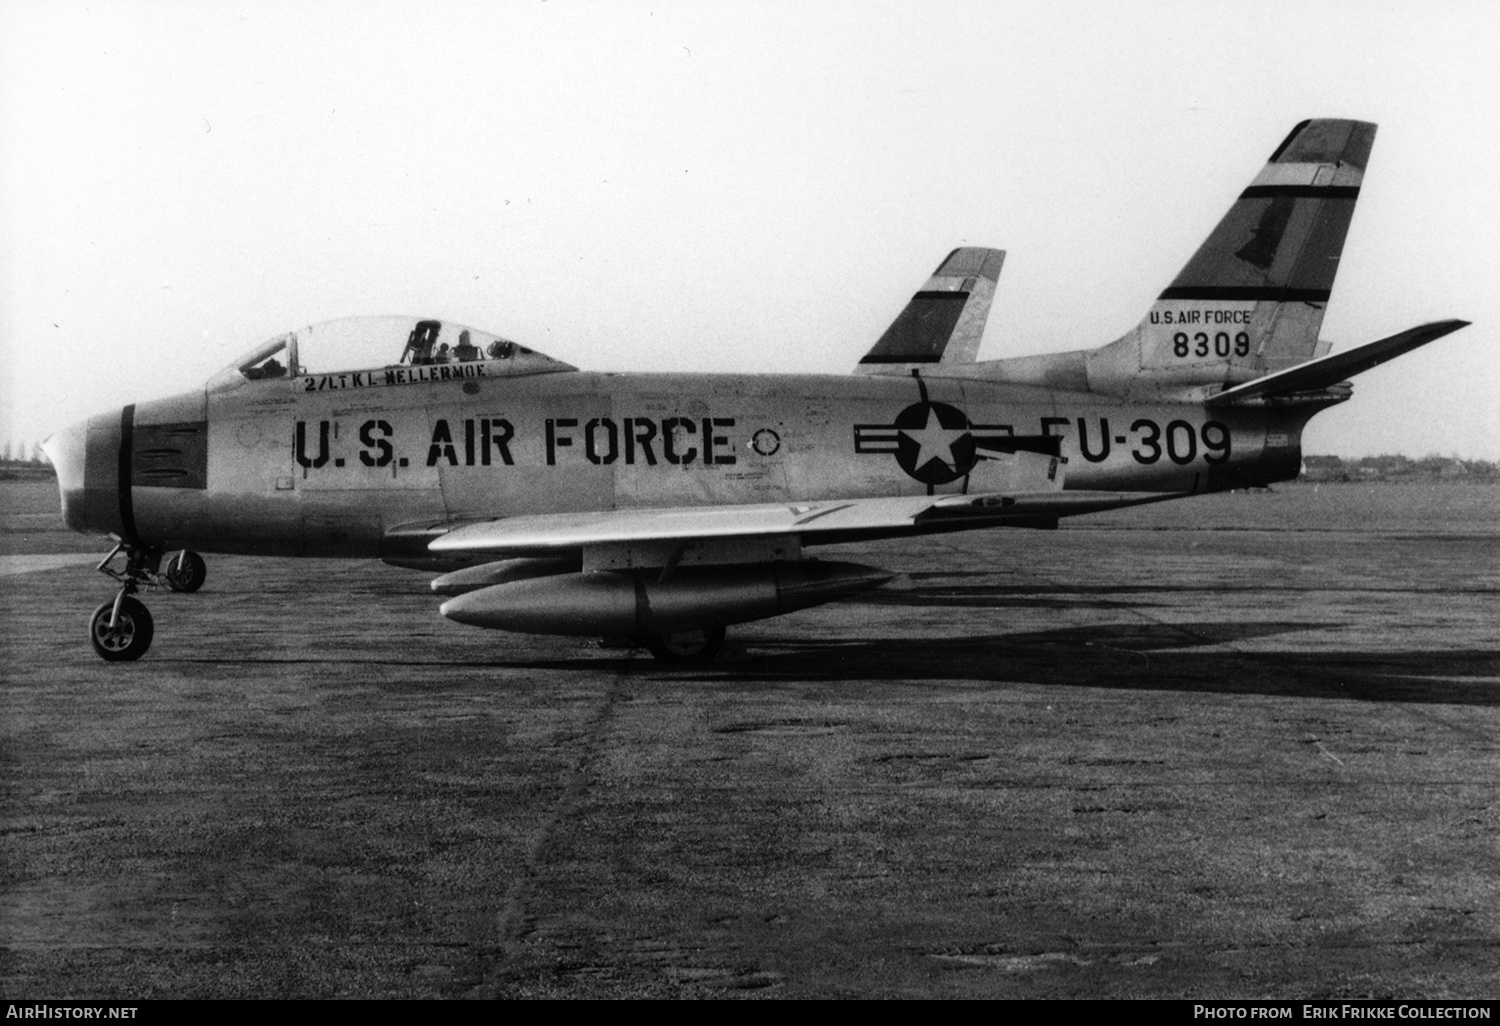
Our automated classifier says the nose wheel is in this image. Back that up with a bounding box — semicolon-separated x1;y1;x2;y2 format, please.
86;544;206;661
89;595;154;661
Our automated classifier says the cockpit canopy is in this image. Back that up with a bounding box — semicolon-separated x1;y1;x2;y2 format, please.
208;315;576;391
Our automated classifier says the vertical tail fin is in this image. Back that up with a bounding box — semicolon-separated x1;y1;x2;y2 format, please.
1084;119;1377;396
856;247;1004;372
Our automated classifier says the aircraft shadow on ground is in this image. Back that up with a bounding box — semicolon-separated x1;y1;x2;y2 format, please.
681;623;1500;707
470;617;1499;707
858;585;1164;611
648;577;1497;704
176;577;1497;706
184;631;1499;706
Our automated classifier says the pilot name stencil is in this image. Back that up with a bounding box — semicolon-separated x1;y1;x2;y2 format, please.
301;363;490;392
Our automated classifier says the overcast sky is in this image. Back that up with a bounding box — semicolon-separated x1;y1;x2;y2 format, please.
3;0;1496;458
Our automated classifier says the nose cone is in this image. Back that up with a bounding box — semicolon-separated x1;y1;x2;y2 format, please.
42;417;90;531
42;409;128;537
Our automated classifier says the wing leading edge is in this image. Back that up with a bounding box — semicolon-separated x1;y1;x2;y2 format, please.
425;489;1172;558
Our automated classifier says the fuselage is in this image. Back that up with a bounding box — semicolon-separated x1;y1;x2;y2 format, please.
52;360;1318;560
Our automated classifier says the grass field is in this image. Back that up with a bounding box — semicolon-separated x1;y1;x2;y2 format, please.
2;480;1497;998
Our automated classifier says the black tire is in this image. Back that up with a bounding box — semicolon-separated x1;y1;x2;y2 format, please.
89;597;154;662
165;550;206;593
645;626;726;663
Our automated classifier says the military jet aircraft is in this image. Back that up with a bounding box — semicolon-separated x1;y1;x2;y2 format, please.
44;118;1468;662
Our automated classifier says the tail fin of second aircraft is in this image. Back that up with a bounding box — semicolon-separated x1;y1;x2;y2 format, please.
856;247;1004;372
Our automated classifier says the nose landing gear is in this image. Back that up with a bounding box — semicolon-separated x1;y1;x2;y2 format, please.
90;594;154;661
88;543;206;661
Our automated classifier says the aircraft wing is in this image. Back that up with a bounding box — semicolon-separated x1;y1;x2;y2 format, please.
425;489;1170;558
1205;320;1470;406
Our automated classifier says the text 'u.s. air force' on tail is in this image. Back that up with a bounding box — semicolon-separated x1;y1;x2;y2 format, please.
44;119;1470;662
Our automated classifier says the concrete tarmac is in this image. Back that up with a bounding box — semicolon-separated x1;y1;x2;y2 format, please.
2;481;1497;998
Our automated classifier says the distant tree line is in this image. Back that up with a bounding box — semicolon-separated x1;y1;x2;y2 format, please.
1300;454;1499;483
0;441;54;480
1;441;46;463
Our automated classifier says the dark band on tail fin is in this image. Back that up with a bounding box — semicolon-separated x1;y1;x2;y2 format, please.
1162;120;1375;305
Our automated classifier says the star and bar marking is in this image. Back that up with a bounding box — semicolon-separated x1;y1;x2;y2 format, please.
854;399;1021;486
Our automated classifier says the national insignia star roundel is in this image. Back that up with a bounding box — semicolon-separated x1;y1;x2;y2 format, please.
853;396;1040;486
892;401;977;484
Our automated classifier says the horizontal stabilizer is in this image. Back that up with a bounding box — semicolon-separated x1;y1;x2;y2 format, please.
1205;319;1470;406
858;247;1004;371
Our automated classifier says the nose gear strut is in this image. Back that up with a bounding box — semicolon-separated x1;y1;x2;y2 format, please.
88;543;206;660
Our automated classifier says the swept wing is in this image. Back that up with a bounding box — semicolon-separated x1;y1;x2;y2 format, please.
426;489;1170;558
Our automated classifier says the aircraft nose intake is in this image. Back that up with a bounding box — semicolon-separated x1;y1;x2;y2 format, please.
45;407;133;538
43;417;89;531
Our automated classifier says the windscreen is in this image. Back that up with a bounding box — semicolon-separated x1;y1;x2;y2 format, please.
209;315;571;391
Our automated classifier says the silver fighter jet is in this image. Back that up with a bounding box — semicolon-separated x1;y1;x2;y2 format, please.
45;119;1469;662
